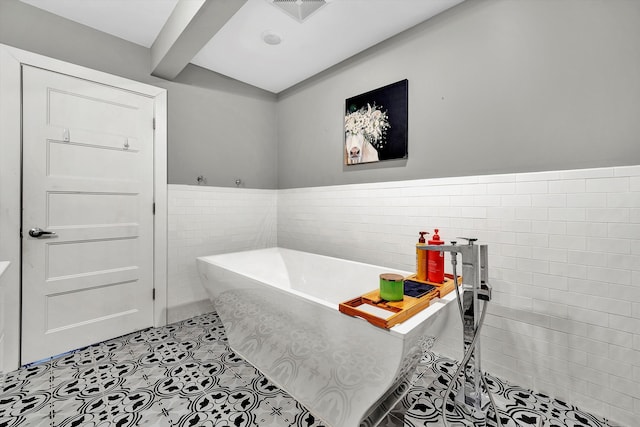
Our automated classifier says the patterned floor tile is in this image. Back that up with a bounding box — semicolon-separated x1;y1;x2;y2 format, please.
259;391;301;425
0;311;624;427
283;403;329;427
50;394;86;419
155;394;192;424
55;411;111;427
178;387;258;427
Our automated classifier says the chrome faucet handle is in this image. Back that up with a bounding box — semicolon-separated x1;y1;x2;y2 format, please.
457;237;478;245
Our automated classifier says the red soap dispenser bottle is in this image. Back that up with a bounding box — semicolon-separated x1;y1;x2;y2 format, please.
427;229;445;283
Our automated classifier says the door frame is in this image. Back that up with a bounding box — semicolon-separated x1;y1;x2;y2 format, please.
0;43;168;372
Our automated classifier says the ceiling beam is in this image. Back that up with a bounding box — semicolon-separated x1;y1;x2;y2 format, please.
151;0;247;80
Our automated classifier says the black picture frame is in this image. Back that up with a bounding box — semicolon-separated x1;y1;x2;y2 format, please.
344;79;408;165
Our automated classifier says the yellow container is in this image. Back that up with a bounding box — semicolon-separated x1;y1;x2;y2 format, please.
416;244;427;281
416;231;428;281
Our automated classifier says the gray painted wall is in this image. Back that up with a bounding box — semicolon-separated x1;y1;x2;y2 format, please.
277;0;640;189
4;0;640;191
0;0;278;189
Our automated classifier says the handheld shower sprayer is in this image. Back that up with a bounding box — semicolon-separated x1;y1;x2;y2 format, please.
419;239;502;427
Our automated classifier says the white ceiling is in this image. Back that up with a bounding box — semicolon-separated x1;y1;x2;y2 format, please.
21;0;181;48
20;0;464;94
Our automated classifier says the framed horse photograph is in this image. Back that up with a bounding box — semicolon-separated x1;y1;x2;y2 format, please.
344;79;408;165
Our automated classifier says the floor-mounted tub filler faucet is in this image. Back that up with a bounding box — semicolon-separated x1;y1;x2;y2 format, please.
419;239;502;427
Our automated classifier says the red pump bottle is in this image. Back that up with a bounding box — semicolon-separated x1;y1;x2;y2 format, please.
427;229;445;283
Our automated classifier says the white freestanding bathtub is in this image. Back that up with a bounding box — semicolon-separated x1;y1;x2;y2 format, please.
197;247;455;427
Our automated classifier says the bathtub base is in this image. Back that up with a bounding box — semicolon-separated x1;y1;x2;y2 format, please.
197;248;455;427
361;373;413;427
230;342;411;426
232;337;415;427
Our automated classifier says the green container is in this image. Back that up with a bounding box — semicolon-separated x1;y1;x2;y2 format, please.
379;273;404;301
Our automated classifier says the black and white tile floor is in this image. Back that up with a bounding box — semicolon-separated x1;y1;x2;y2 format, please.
0;312;621;427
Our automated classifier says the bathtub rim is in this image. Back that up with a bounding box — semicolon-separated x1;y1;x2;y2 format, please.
196;247;457;337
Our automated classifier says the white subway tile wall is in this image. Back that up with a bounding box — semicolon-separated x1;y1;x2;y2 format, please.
167;185;277;322
277;166;640;427
167;167;639;425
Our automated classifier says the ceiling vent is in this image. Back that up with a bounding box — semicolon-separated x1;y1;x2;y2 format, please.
270;0;327;22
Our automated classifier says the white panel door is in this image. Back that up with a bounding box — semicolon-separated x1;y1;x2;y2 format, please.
21;65;155;365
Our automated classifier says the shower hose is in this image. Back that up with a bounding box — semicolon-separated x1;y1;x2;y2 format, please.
442;253;503;427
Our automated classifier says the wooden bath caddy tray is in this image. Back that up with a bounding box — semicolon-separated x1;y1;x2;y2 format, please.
405;273;458;298
339;275;460;329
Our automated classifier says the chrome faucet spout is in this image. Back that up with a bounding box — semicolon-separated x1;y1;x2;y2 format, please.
417;244;460;253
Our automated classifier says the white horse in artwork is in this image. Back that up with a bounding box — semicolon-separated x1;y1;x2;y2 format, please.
345;132;379;164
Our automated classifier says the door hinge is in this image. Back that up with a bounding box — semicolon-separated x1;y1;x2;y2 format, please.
152;288;156;300
152;202;155;215
152;118;156;130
